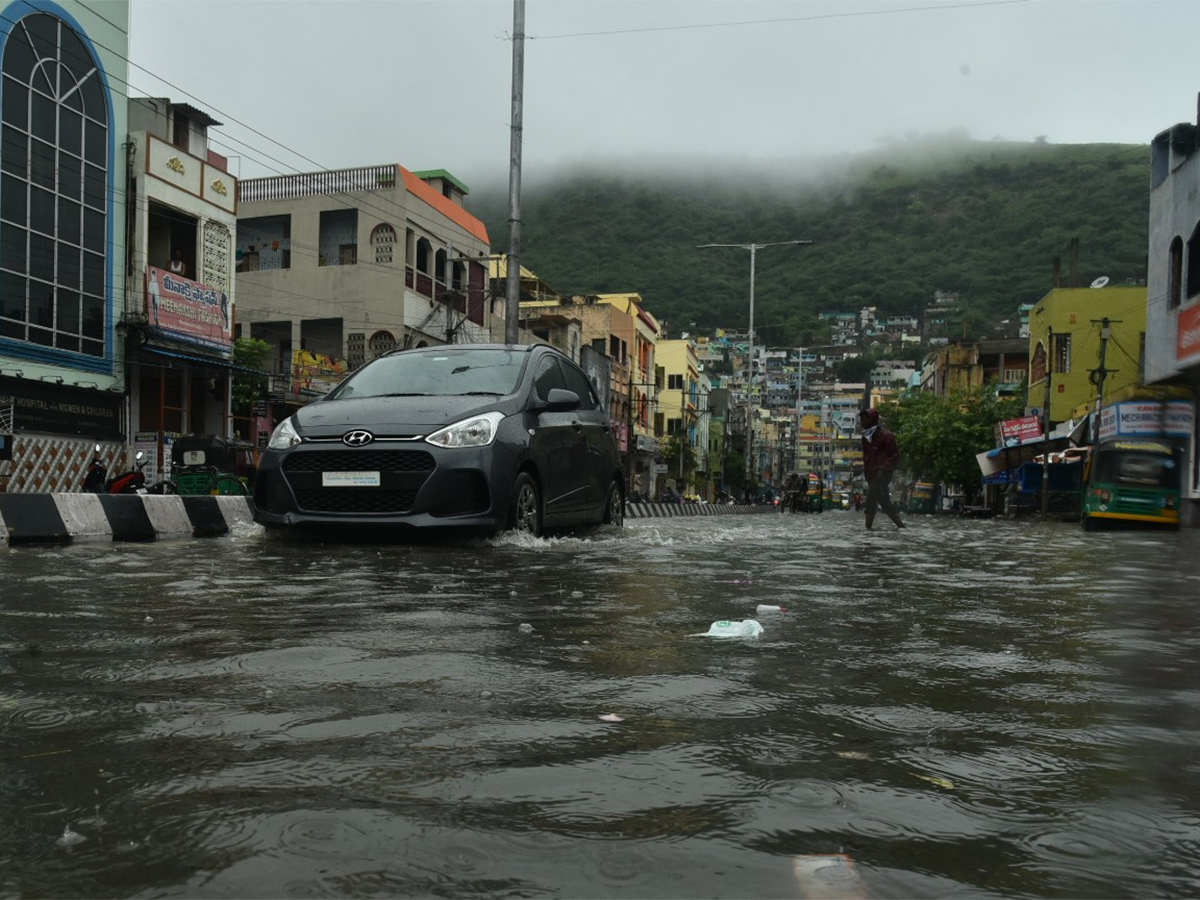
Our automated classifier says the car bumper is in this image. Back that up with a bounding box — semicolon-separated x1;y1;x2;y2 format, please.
252;442;520;531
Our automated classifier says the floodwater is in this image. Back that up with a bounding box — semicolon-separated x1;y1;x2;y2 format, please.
2;510;1198;899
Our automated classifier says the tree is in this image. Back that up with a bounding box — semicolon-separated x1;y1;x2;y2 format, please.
231;338;271;423
881;386;1024;503
723;449;745;493
836;354;875;383
659;433;697;486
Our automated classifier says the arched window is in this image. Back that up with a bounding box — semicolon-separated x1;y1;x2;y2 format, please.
1169;236;1183;309
368;330;396;358
0;12;109;358
1187;224;1200;302
371;223;396;265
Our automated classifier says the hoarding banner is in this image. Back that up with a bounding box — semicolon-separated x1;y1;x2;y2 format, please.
1098;401;1194;440
1177;303;1200;365
997;415;1043;445
147;267;231;352
292;350;348;396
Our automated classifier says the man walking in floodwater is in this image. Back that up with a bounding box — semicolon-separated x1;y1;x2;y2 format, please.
859;407;906;531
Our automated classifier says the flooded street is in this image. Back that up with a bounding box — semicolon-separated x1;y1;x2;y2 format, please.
2;510;1199;899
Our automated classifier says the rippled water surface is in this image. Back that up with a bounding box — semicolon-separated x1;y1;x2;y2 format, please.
3;512;1199;898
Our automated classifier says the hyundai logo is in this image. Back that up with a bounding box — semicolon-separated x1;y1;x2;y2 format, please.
342;430;375;447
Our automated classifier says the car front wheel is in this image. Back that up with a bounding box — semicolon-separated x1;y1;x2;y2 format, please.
602;480;624;527
510;472;542;536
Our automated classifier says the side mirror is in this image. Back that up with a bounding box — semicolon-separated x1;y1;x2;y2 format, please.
537;387;581;412
134;450;146;462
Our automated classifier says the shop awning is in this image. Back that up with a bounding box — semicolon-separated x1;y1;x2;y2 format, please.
976;436;1075;477
142;346;268;377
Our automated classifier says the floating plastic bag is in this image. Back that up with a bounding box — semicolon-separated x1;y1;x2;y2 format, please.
701;619;764;638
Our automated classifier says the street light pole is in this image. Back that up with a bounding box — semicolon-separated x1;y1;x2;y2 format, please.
504;0;525;344
697;239;812;499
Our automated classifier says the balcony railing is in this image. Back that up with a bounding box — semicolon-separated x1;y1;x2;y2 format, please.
238;165;399;204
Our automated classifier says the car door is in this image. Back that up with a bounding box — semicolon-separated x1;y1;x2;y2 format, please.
558;357;614;515
528;355;590;519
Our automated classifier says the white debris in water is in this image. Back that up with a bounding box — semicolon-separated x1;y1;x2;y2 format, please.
56;825;86;848
518;623;534;633
696;620;764;639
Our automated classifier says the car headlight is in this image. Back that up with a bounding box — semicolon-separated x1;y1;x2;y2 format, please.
426;411;505;449
267;417;302;450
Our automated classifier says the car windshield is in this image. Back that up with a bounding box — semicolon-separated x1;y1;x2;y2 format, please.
324;348;528;400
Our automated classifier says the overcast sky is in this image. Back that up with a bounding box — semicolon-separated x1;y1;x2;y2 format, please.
127;0;1200;190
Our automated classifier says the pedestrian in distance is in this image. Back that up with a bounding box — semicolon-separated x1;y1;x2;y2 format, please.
859;407;906;531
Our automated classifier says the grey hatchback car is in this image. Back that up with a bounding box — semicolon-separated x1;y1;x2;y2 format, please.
252;343;625;537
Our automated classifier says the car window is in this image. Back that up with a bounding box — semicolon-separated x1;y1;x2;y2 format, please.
559;359;598;411
532;356;567;401
327;348;528;399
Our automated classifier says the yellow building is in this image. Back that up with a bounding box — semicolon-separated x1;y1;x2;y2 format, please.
1026;286;1147;427
656;339;708;495
517;289;664;497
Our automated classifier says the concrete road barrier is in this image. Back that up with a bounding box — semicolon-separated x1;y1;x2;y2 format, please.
625;501;775;518
0;494;772;545
0;493;256;546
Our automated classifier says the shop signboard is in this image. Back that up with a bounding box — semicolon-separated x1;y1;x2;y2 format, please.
0;376;123;440
997;415;1043;445
147;267;232;352
1098;401;1193;441
1177;302;1200;365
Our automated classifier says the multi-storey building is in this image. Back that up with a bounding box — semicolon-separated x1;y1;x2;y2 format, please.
657;339;712;496
1025;286;1146;428
1146;108;1200;523
0;1;130;491
518;290;662;498
920;337;1029;401
124;97;239;478
234;165;494;437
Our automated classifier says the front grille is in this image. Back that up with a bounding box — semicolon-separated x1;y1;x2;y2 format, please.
293;488;420;513
1112;488;1163;514
281;448;437;514
282;450;435;474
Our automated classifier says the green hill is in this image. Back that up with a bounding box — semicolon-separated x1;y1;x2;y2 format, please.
468;139;1150;346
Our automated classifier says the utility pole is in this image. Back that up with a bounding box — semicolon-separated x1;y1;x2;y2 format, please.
696;239;812;500
503;0;525;344
625;371;635;491
1090;317;1118;444
444;240;456;344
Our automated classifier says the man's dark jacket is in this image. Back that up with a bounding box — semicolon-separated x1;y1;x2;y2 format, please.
860;409;900;480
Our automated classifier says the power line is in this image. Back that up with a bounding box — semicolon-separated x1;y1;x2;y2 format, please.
529;0;1030;40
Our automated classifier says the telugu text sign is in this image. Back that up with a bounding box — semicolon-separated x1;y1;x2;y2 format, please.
1178;303;1200;365
147;268;231;352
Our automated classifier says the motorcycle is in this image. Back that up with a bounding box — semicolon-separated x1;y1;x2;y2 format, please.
83;444;107;493
97;450;153;494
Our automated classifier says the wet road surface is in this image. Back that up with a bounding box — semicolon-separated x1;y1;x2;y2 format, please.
2;511;1198;898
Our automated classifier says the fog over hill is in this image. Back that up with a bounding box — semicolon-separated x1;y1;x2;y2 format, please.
466;138;1151;347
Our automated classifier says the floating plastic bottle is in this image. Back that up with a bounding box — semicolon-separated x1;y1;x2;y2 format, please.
702;619;764;638
756;604;788;614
